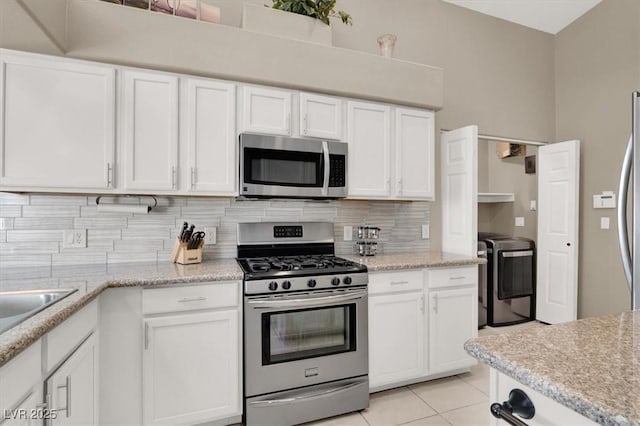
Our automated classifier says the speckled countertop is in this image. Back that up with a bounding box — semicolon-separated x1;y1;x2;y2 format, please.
0;250;482;368
465;312;640;426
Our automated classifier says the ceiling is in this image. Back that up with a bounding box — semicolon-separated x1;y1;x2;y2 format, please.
442;0;602;34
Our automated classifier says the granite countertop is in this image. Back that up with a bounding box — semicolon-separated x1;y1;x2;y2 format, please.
465;312;640;426
0;250;483;368
345;251;485;271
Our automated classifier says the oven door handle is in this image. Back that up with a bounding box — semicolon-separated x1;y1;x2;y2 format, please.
321;140;330;196
247;290;366;309
247;380;364;407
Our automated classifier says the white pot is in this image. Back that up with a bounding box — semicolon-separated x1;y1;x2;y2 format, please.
241;3;332;46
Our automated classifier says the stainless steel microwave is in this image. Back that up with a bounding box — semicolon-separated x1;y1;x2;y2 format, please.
239;133;348;198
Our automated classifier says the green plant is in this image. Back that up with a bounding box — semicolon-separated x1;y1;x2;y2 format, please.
271;0;352;26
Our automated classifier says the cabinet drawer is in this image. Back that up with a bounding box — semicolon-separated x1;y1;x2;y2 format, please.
142;281;239;314
46;300;98;373
369;270;423;295
0;339;41;411
427;266;477;289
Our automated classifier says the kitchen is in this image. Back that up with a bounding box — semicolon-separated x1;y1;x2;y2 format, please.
0;0;638;425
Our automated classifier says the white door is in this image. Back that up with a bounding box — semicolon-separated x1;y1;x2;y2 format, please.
428;287;477;374
48;333;98;426
347;101;392;198
143;310;240;426
0;51;115;191
369;291;425;389
183;78;237;194
395;108;435;200
122;70;179;191
299;92;343;140
441;126;478;256
536;140;580;324
241;86;291;136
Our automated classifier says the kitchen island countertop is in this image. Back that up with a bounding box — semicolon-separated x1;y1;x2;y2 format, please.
465;312;640;426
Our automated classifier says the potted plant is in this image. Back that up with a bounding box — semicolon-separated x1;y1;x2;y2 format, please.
241;0;352;46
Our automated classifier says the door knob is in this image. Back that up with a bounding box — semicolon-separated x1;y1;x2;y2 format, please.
566;243;571;247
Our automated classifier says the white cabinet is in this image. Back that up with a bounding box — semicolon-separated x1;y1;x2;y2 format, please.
2;387;44;426
369;291;425;389
182;78;237;194
141;282;242;426
395;108;435;200
0;341;43;425
121;69;179;192
241;86;292;136
426;266;477;375
46;333;98;426
0;50;115;191
299;92;343;140
347;101;392;198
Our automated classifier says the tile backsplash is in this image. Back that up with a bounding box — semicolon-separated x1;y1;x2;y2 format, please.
0;193;430;269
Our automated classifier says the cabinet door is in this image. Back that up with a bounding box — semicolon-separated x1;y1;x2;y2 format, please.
300;92;342;140
369;291;425;389
241;86;291;136
122;70;179;191
428;287;477;374
3;386;44;426
0;52;115;190
47;333;98;426
184;78;237;194
143;310;240;426
395;108;435;200
347;101;392;198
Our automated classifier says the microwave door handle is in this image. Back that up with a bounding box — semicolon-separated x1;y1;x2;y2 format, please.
322;141;330;196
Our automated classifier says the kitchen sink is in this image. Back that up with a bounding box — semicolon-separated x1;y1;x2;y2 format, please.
0;288;78;334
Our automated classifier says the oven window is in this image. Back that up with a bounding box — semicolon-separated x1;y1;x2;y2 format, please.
262;304;357;365
245;148;323;187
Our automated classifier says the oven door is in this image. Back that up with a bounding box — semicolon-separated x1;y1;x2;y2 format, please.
240;133;347;198
244;288;368;397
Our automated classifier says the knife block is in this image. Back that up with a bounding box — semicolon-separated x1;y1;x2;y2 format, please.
171;239;204;265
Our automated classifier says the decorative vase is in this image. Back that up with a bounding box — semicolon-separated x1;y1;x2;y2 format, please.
241;3;332;46
377;34;397;58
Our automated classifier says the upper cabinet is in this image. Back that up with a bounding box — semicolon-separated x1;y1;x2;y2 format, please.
299;92;343;141
121;70;179;192
395;108;435;200
182;78;236;195
347;101;392;198
240;86;292;136
0;51;116;191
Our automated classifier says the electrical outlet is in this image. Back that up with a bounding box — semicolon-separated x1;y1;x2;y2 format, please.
204;227;217;245
422;224;430;239
515;217;525;227
343;226;353;241
63;229;86;248
600;217;610;230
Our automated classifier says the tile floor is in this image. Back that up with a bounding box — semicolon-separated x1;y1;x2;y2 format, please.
306;321;545;426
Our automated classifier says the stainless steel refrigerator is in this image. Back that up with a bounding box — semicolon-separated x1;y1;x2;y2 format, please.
617;91;640;311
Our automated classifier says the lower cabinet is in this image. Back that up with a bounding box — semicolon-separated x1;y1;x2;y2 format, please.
46;333;98;426
3;387;44;426
142;310;240;425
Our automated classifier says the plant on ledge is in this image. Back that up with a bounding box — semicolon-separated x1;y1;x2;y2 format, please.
271;0;353;26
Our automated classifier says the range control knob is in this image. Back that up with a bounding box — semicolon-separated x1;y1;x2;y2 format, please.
331;277;341;286
282;281;292;290
343;276;352;285
307;279;317;288
268;281;278;291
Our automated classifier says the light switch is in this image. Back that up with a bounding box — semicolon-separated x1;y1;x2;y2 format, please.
600;217;610;230
515;217;525;227
530;200;537;211
204;227;217;244
422;224;430;239
343;226;353;241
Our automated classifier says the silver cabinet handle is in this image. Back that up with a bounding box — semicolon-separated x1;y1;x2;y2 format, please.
303;114;308;135
433;294;438;313
57;376;71;418
178;296;207;303
190;167;196;190
420;294;425;314
107;163;113;188
390;280;409;286
450;276;467;280
397;178;403;193
144;323;149;350
286;113;291;134
171;166;177;189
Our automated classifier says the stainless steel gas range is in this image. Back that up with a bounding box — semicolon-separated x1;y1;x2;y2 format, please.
237;222;369;426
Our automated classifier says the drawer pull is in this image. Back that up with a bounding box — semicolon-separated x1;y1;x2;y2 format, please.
449;276;467;280
178;296;207;303
390;280;409;286
490;388;535;426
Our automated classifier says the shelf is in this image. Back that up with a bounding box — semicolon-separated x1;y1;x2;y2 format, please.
478;193;515;203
